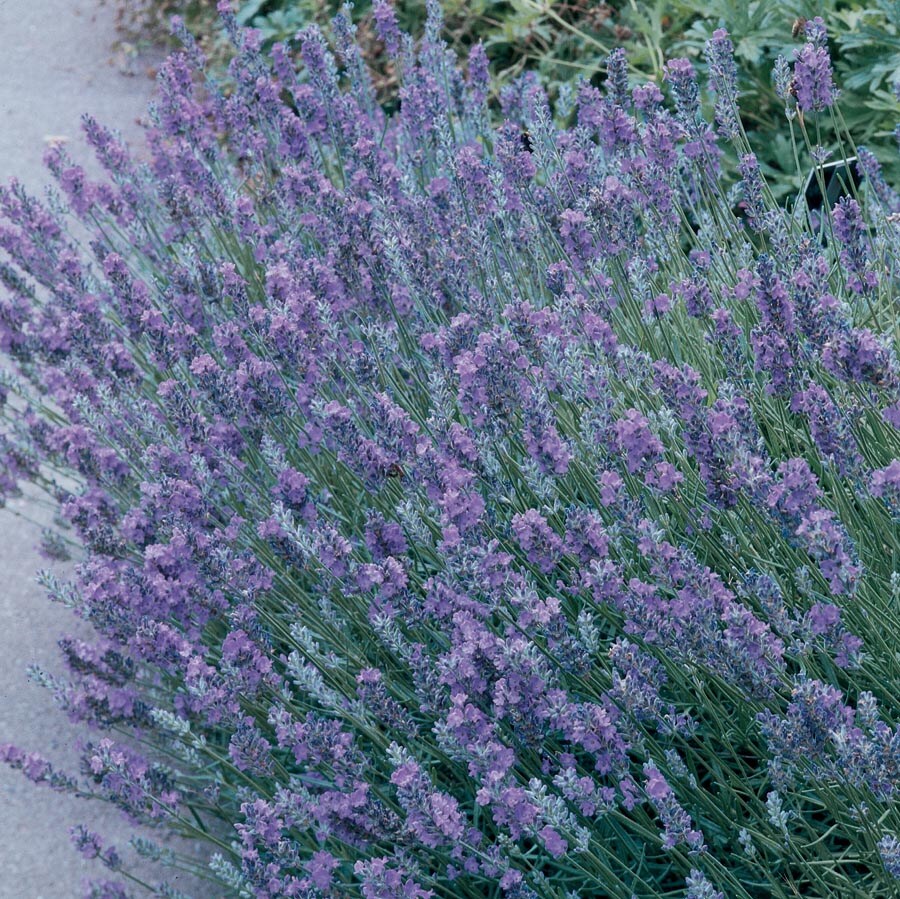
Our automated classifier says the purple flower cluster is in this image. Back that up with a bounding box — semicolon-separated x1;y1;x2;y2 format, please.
705;29;740;139
0;8;896;899
792;21;838;112
760;679;900;803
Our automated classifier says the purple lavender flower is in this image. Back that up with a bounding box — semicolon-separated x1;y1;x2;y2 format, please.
773;54;793;107
832;197;877;294
752;255;797;395
738;153;766;231
686;869;725;899
879;834;900;879
822;328;898;389
705;29;740;139
793;42;838;112
372;0;402;56
614;408;663;475
804;16;829;48
664;58;700;124
790;382;864;477
466;43;490;109
307;850;339;891
871;460;900;518
643;763;706;852
856;146;900;212
605;47;630;108
511;509;563;573
354;856;434;899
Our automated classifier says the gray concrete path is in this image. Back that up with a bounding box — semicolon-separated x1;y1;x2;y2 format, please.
0;0;156;188
0;3;209;896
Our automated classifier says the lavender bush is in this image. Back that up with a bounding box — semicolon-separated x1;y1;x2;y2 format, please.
1;4;900;897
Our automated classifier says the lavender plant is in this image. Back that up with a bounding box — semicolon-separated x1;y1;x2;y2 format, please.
1;5;900;897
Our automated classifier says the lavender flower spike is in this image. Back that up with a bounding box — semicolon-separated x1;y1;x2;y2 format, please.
793;33;838;112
